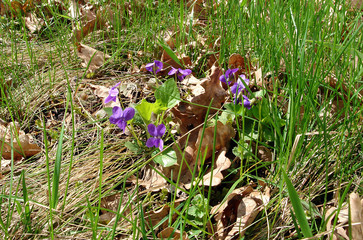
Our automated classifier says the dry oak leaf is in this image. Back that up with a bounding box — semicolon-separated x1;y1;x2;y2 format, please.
77;44;110;73
0;120;41;160
198;148;231;187
194;121;235;162
24;12;44;33
228;53;252;73
190;65;228;119
158;227;189;240
136;164;167;192
144;198;185;231
211;185;270;240
326;192;363;240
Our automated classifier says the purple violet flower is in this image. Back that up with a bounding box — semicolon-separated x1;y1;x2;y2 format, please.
105;82;121;104
230;74;250;95
145;60;163;74
146;123;166;151
242;95;252;109
219;68;238;84
109;106;135;132
168;67;192;81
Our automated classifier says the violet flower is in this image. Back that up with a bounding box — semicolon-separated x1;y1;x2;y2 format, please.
146;123;166;151
231;74;250;95
168;67;192;81
219;68;238;84
105;82;121;103
109;106;135;132
145;60;163;74
242;95;252;109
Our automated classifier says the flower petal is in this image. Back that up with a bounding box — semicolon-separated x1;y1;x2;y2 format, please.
117;120;127;132
145;62;154;72
156;124;166;137
147;123;157;137
158;139;164;151
168;67;178;76
146;137;157;148
122;107;135;121
243;95;252;109
105;95;115;104
154;60;163;73
109;106;122;124
179;69;192;77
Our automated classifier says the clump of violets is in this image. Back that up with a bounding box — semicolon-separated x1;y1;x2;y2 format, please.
219;68;238;85
105;82;121;103
146;123;166;151
168;67;192;81
145;60;163;74
109;106;135;132
231;74;252;109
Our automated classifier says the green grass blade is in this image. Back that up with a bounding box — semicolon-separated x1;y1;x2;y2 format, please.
282;169;313;238
51;120;65;209
158;38;182;66
21;170;31;232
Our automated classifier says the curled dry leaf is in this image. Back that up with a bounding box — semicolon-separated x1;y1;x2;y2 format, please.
24;12;44;33
228;53;252;74
136;164;167;192
158;227;189;240
0;120;41;160
211;184;271;240
98;193;131;225
144;198;185;231
326;192;363;240
199;148;231;187
191;65;228;119
195;121;235;161
245;141;273;162
77;44;110;73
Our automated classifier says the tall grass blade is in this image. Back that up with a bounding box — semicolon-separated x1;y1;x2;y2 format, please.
158;38;182;66
51;120;65;209
21;170;31;232
282;169;313;238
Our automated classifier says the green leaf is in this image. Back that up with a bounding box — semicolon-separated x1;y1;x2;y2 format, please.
218;110;235;125
225;103;244;115
103;107;113;117
155;78;180;109
282;169;313;238
125;141;142;154
135;99;162;124
153;148;177;167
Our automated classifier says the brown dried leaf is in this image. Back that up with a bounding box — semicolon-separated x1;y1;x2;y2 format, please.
24;12;44;33
98;194;122;224
194;121;235;161
137;164;167;192
228;53;252;73
326;193;363;240
211;184;270;239
77;44;110;73
73;11;107;43
145;198;185;230
191;65;228;119
0;120;41;160
158;227;189;240
200;148;231;187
